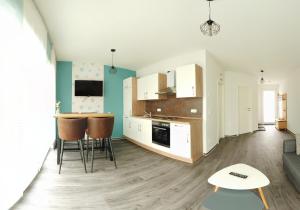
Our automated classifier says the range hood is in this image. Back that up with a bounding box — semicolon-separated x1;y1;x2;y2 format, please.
156;71;176;95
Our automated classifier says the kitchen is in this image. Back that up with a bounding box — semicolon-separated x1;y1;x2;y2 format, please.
123;64;203;163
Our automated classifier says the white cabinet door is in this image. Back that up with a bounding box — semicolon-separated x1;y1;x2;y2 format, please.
176;64;197;98
170;123;191;158
146;74;158;100
137;77;146;100
123;78;133;117
129;118;152;144
139;119;152;145
123;117;129;137
137;73;164;100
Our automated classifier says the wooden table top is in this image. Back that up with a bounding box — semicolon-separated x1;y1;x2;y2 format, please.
54;112;114;118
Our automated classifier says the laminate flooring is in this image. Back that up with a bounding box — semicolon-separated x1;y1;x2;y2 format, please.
12;126;300;210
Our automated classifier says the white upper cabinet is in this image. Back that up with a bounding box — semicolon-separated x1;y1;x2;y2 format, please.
176;64;203;98
137;73;167;100
123;77;144;118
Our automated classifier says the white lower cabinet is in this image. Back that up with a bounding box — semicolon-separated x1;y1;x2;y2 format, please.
170;123;191;158
124;117;151;145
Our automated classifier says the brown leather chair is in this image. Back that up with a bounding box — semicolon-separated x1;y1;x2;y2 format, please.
57;118;87;174
87;117;116;172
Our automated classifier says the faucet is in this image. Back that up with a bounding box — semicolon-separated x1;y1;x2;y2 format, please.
144;111;152;118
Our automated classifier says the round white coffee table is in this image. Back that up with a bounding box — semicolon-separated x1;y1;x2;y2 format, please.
208;163;270;209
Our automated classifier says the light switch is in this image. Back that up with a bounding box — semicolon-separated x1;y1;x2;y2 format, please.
191;109;198;113
157;108;162;112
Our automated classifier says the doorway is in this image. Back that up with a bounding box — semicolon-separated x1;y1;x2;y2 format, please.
263;90;276;124
238;86;253;134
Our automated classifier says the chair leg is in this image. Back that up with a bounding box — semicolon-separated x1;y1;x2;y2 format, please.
59;140;65;174
108;137;117;168
79;139;87;173
78;141;83;162
91;140;95;173
105;138;108;159
86;137;89;162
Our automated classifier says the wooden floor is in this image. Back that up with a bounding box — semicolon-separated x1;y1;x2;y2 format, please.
12;126;300;210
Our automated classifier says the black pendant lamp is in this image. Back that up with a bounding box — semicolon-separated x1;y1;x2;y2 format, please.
109;49;117;74
200;0;220;36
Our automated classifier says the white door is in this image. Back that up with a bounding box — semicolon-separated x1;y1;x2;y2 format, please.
238;86;252;134
217;81;224;140
263;90;276;124
176;65;196;98
170;123;191;158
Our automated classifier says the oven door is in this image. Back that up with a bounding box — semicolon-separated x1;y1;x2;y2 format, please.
152;121;170;147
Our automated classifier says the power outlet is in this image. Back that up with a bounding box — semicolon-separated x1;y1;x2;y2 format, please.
191;109;198;114
157;108;162;112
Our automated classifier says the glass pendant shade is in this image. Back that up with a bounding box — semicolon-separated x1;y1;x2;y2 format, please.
201;0;220;36
200;19;220;36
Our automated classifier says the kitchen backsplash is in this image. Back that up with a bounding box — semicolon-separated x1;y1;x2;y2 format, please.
145;95;202;118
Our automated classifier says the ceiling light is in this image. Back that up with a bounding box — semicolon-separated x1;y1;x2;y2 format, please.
109;49;117;74
200;0;220;37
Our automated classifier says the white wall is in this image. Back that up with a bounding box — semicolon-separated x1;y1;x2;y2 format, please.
138;50;224;154
205;52;224;152
279;69;300;134
72;61;104;113
257;84;279;124
0;1;56;209
224;71;258;136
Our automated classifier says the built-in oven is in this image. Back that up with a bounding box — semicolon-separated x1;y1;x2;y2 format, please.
152;121;170;147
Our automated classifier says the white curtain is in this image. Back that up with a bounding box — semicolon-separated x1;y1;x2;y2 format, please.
0;0;56;209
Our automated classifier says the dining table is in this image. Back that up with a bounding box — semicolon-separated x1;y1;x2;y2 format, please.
54;112;114;164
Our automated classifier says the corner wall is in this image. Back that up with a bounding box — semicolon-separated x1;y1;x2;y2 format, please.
56;61;72;112
104;65;136;138
279;69;300;134
137;50;224;154
224;71;258;136
56;63;136;139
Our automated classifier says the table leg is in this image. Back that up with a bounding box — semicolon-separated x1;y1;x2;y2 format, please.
57;138;61;165
214;186;219;192
258;187;269;209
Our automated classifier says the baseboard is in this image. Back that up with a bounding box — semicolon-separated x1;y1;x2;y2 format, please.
287;129;295;137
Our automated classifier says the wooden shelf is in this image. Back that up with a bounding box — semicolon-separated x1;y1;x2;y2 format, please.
276;93;287;130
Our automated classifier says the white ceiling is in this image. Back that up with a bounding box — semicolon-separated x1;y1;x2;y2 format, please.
35;0;300;80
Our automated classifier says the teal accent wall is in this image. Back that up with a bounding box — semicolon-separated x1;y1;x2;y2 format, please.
56;61;72;112
104;65;136;138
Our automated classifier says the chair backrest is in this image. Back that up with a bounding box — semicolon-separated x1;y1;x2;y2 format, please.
87;117;114;139
58;118;87;141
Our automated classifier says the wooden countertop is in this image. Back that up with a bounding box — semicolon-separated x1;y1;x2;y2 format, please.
132;115;201;124
54;112;114;118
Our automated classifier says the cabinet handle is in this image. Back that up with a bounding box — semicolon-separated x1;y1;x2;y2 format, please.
192;86;195;96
